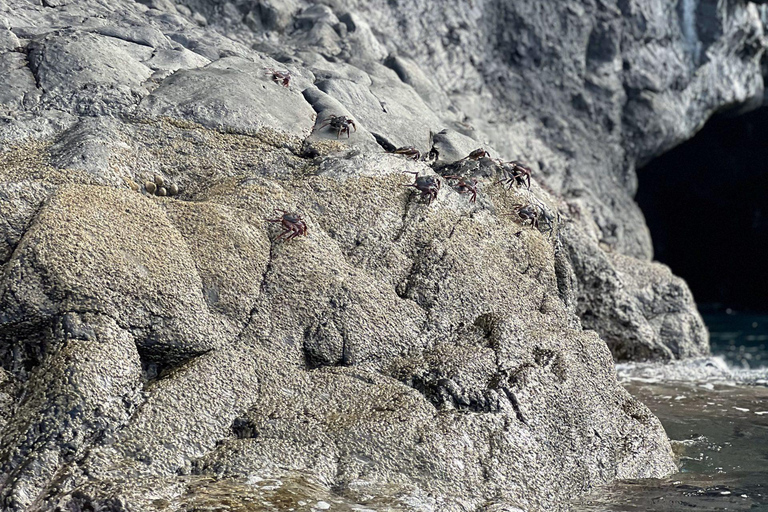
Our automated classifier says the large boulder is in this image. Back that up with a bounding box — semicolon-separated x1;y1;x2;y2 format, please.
2;0;758;508
0;121;674;511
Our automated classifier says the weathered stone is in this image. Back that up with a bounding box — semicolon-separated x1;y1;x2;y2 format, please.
0;52;38;112
0;0;758;509
561;221;709;361
0;185;223;367
48;117;132;185
27;30;153;115
139;57;317;136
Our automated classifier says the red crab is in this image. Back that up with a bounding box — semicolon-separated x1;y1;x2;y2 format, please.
266;68;291;87
464;148;491;161
265;209;308;240
391;146;421;160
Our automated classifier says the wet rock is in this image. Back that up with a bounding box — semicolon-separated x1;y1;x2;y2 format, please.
0;314;143;512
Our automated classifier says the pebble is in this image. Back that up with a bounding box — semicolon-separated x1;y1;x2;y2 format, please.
145;182;156;194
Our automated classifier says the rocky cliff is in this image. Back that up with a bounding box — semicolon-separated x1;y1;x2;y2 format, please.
0;0;762;510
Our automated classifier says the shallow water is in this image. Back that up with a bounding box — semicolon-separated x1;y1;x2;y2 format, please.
573;312;768;511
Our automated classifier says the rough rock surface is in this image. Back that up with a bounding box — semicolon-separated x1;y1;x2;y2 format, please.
0;0;759;509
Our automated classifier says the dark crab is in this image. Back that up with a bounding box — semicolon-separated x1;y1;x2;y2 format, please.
426;145;439;163
402;171;441;205
318;115;357;138
266;68;291;87
509;203;554;235
265;209;308;240
391;146;421;160
444;175;478;203
464;148;491;161
496;160;532;190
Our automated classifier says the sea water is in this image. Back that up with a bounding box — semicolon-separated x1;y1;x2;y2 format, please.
573;311;768;511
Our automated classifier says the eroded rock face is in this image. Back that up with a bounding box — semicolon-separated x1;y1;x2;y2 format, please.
0;0;756;509
0;125;675;511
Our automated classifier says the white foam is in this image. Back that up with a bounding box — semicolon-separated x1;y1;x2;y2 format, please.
616;357;768;386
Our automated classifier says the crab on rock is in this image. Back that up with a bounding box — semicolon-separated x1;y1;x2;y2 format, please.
318;115;357;139
266;68;291;87
509;203;553;235
402;171;441;205
510;204;541;229
496;160;532;190
464;148;491;161
444;175;478;203
391;146;421;160
265;209;308;240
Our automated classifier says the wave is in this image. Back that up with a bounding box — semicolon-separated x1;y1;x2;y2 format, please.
616;356;768;386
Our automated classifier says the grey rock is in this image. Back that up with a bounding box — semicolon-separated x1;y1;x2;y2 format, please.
0;180;54;265
385;54;455;114
294;4;339;30
93;24;173;49
299;50;373;86
0;185;224;368
431;128;486;164
48;117;132;185
0;27;20;51
0;128;676;511
27;30;153;115
0;0;756;509
249;0;299;32
303;85;381;152
0;314;143;512
561;221;709;361
144;46;211;72
0;109;77;144
0;52;39;112
336;11;389;63
139;57;317;136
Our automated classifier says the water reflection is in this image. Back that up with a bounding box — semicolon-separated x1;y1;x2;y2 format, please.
573;367;768;511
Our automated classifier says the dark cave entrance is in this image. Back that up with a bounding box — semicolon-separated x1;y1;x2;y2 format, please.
636;106;768;313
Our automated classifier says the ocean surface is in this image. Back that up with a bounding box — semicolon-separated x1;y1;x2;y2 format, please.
573;310;768;511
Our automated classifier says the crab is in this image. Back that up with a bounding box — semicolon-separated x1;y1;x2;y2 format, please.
496;160;532;190
464;148;491;161
318;115;357;139
391;146;421;160
402;171;441;205
266;68;291;87
265;209;308;240
426;145;440;163
444;175;478;203
509;203;554;235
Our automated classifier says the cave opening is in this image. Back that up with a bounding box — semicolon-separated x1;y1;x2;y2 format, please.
636;106;768;315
